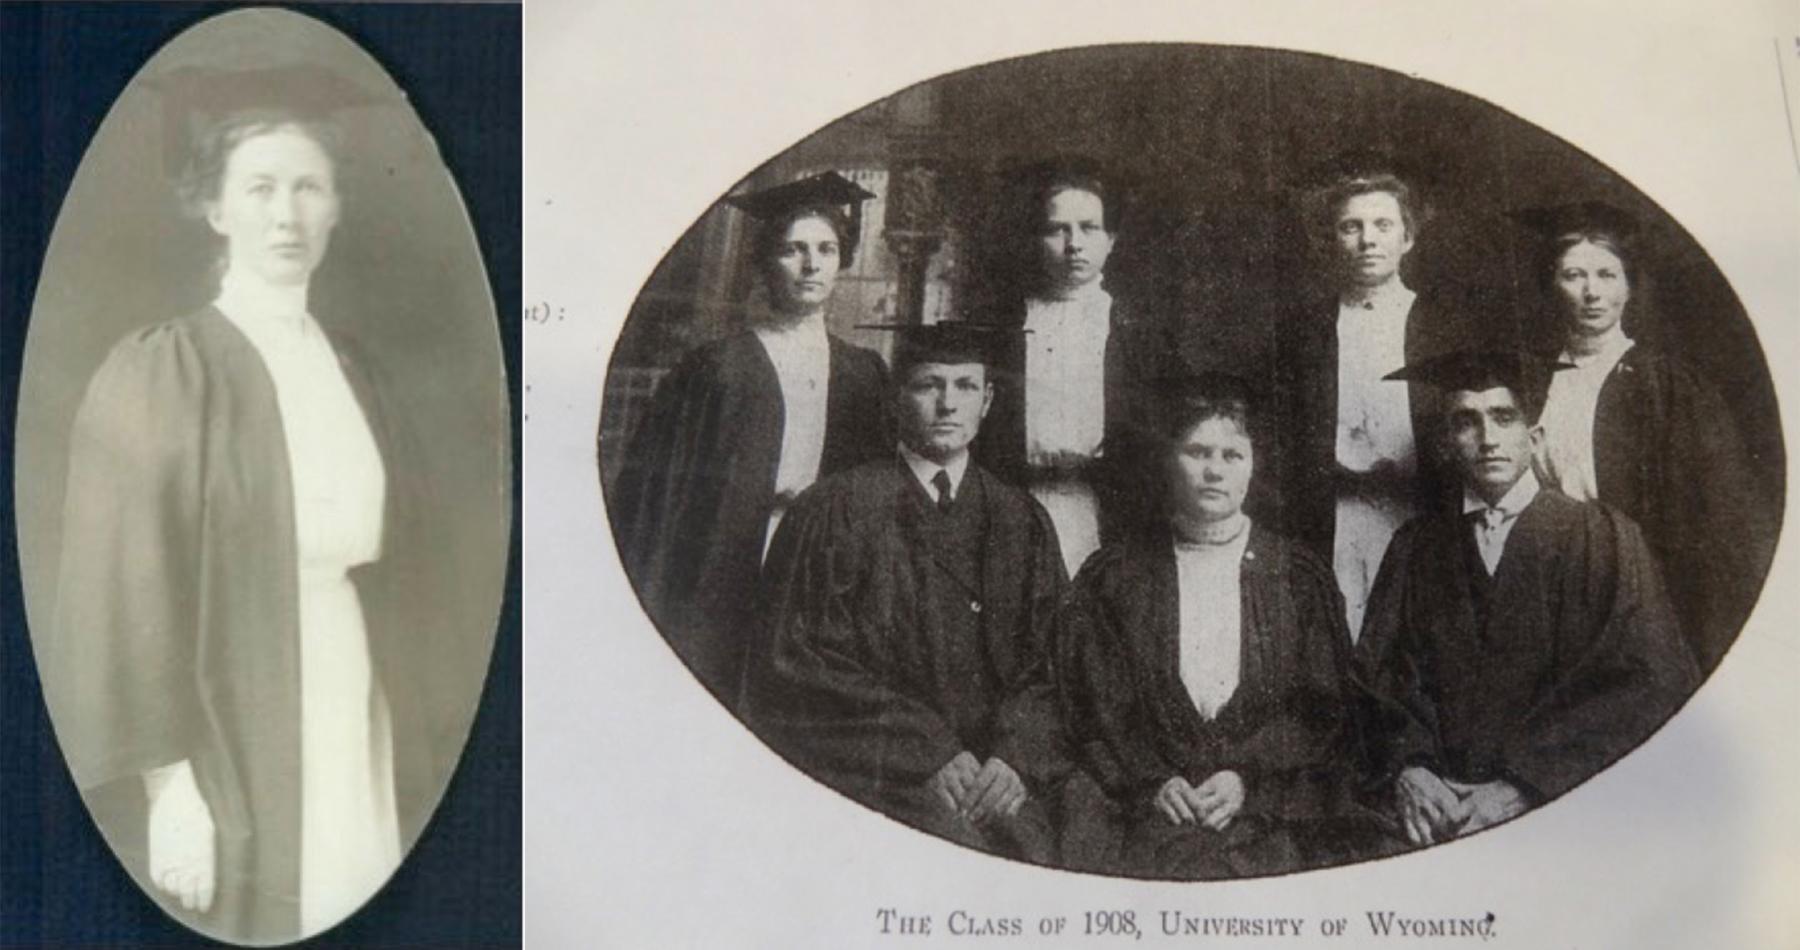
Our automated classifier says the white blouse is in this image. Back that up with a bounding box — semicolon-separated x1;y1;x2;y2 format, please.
1538;335;1634;502
1023;283;1112;463
1335;285;1417;474
215;268;399;936
755;312;832;556
1174;516;1251;720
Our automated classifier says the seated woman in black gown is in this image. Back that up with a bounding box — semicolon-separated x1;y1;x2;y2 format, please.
1057;374;1357;879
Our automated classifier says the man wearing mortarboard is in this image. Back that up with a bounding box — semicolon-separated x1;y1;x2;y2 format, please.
1272;151;1470;636
604;172;893;706
1352;349;1697;848
742;322;1068;863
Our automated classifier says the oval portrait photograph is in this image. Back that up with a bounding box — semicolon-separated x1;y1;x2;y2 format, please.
596;42;1784;882
10;7;514;945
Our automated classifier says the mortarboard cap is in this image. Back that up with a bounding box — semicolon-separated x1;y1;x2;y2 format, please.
724;171;876;265
1506;199;1640;242
1384;348;1574;417
859;321;1020;372
145;63;386;179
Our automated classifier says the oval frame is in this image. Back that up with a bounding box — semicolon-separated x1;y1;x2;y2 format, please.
596;39;1784;883
8;6;518;945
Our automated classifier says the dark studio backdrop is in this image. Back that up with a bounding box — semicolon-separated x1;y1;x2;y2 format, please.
603;44;1783;513
1;3;520;946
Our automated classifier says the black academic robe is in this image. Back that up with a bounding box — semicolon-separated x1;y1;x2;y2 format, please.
975;297;1182;546
1353;490;1698;826
743;458;1069;861
1272;292;1464;562
1056;526;1356;879
1586;344;1777;674
44;307;454;942
604;330;890;703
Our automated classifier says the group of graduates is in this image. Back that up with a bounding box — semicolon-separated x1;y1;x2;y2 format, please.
604;157;1774;880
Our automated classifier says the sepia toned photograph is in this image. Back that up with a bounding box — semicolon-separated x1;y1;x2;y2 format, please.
5;5;517;946
586;20;1787;903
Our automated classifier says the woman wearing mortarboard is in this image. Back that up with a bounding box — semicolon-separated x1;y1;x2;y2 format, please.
41;61;457;941
604;172;892;707
1511;200;1777;674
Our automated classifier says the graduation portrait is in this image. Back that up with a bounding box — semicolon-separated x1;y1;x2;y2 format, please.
7;5;518;946
594;41;1784;884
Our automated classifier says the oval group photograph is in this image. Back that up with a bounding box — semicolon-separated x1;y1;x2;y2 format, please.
11;7;512;944
597;43;1784;882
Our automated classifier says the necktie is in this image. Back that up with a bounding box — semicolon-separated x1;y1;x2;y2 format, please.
932;469;954;514
1471;507;1508;574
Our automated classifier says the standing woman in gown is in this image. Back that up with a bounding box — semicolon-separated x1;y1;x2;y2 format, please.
1515;200;1776;674
1057;375;1356;878
605;173;892;705
43;66;443;941
977;162;1180;577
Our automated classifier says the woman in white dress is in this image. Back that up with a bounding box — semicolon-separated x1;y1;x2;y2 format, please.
45;67;416;942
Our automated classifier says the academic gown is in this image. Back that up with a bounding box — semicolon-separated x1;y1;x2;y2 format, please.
1585;345;1777;674
1271;292;1464;564
1056;527;1357;879
43;307;453;941
604;330;890;704
1352;490;1698;833
743;458;1069;861
976;298;1183;548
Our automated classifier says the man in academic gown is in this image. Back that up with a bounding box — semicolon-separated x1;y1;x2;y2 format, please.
743;323;1068;863
1353;350;1698;847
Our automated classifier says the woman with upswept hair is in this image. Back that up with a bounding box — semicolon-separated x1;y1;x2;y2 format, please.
1513;200;1776;674
44;64;449;940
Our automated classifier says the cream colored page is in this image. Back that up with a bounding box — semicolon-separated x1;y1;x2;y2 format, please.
526;1;1800;946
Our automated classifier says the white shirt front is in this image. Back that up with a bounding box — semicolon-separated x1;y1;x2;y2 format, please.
1538;334;1634;502
1174;515;1251;720
755;312;832;557
1022;282;1111;463
899;441;970;503
1335;284;1417;473
1463;469;1542;575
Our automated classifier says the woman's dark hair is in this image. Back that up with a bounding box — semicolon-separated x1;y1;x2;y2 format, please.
1537;229;1639;338
1034;172;1120;234
175;108;346;219
1539;229;1636;288
749;203;858;274
1156;373;1261;452
1302;172;1425;255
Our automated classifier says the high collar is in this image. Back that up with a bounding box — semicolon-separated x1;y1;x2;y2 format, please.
1463;467;1541;517
1034;276;1110;306
1171;511;1251;547
1562;328;1634;366
753;308;828;341
215;265;312;335
1339;279;1415;313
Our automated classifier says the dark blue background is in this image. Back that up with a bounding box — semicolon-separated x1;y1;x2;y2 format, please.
1;4;521;946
